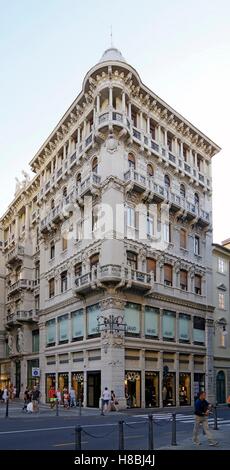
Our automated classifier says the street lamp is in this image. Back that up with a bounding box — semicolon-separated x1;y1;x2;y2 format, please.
97;314;127;334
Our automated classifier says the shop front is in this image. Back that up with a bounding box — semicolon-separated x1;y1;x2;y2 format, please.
193;373;205;401
27;359;39;390
162;372;176;407
87;371;101;407
46;373;56;401
0;362;11;390
58;372;69;393
71;372;84;404
125;371;141;408
179;373;191;405
145;372;159;407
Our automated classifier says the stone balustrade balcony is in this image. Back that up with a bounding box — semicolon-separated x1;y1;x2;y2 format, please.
6;309;39;325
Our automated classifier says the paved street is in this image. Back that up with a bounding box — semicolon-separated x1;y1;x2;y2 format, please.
0;401;230;450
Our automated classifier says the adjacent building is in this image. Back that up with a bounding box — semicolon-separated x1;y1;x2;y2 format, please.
0;47;221;407
212;242;230;403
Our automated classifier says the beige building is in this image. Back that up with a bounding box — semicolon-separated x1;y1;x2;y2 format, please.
0;47;221;408
212;242;230;403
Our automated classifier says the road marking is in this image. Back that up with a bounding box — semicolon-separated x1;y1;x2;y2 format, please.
53;441;88;447
125;435;144;440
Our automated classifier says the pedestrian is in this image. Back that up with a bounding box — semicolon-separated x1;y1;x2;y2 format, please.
31;386;40;412
110;390;118;411
227;395;230;408
193;391;218;446
2;387;8;403
48;386;56;409
101;387;110;415
56;388;62;405
69;387;76;407
22;387;30;411
63;389;70;408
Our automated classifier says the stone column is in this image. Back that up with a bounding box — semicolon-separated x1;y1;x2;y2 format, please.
122;91;126;113
140;349;145;408
83;305;87;341
15;214;19;242
190;353;194;404
128;102;132;119
175;352;179;406
25;204;30;239
175;312;179;343
158;125;161;143
96;94;100;113
109;86;113;108
100;298;126;409
159;350;163;408
77;127;81;144
147;116;150;134
159;309;163;341
205;318;215;402
180;142;183;159
38;321;46;403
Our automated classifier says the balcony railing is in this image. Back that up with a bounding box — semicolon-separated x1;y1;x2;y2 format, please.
78;173;101;196
7;245;24;264
8;279;33;295
6;309;39;324
124;169;146;187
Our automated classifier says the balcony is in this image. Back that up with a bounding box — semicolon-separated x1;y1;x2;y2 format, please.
8;279;33;296
77;173;101;197
124;169;146;193
31;209;39;224
197;209;210;227
74;264;154;294
6;309;39;325
147;179;165;202
7;245;24;266
40;197;73;233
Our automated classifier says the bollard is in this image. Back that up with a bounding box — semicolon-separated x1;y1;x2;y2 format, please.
55;399;59;416
213;405;219;430
5;399;9;418
100;397;104;415
171;412;177;446
75;425;82;450
118;420;124;450
79;399;82;416
148;413;154;450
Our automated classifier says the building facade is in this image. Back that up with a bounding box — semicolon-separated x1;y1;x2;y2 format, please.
212;243;230;403
0;48;221;407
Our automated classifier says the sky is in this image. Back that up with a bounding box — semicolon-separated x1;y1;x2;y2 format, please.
0;0;229;243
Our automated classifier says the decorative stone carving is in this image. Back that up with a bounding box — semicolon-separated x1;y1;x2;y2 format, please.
16;327;24;353
106;134;118;152
7;333;13;355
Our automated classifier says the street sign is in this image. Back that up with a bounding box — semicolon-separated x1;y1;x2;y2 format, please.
32;367;40;377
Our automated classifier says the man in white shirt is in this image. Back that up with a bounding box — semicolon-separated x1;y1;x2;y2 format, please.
101;387;110;415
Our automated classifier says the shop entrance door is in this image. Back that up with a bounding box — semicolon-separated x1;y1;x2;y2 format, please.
15;360;21;397
87;372;101;407
216;371;226;404
125;371;141;408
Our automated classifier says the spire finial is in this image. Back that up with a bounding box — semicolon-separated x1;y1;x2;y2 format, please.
110;25;113;47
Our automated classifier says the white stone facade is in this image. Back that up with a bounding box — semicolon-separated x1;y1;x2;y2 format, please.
0;48;221;407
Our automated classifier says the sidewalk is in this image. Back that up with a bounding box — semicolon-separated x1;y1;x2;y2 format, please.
159;427;230;450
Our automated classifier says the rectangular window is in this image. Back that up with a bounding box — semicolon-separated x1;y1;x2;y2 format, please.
180;229;187;249
75;263;82;277
127;251;137;270
194;275;202;295
50;242;55;259
193;317;205;344
61;271;68;293
147;215;154;237
62;237;68;251
87;303;100;337
180;270;188;291
46;319;56;346
163;311;175;340
194;236;200;255
71;309;84;340
32;330;39;353
127;206;135;227
146;258;156;281
163;224;171;243
49;278;55;298
218;293;225;309
179;314;190;342
58;314;69;343
145;306;159;337
218;258;226;274
164;264;173;286
124;302;140;336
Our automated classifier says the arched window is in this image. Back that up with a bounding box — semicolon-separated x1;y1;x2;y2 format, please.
194;193;199;211
128;153;135;170
164;175;170;189
147;164;154;177
51;198;55;210
92;157;98;174
180;184;186;199
63;186;67;197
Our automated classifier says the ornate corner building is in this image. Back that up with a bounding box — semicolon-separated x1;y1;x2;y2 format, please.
0;47;221;408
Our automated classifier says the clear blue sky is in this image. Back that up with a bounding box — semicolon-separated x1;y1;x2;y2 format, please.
0;0;229;242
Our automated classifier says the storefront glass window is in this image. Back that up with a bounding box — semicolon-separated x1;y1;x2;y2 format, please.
145;307;159;338
163;311;175;340
145;372;159;407
87;304;100;337
72;372;84;403
179;373;191;405
125;371;141;408
71;309;84;340
194;373;205;401
162;372;176;406
58;372;69;393
58;314;69;344
124;303;140;336
179;314;190;342
46;319;56;346
32;330;39;353
46;373;56;402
